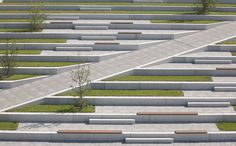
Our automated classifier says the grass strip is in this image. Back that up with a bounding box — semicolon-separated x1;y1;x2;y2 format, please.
0;39;66;43
0;28;32;32
151;20;221;24
15;61;81;67
217;122;236;131
0;50;41;54
0;74;39;81
0;19;31;22
7;104;95;113
220;41;236;45
105;75;213;82
0;122;18;130
57;89;184;96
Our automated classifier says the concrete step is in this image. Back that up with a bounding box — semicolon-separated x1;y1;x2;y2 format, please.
187;102;231;107
89;119;135;125
194;59;232;64
214;87;236;92
74;26;109;30
80;8;111;11
125;138;174;144
81;36;117;40
47;15;79;20
55;46;93;51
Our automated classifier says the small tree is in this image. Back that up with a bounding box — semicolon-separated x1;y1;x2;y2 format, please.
71;65;91;111
196;0;216;14
0;39;18;78
30;0;45;32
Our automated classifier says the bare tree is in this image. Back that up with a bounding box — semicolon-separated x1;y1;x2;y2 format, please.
196;0;216;14
71;65;91;110
0;39;18;79
30;0;45;32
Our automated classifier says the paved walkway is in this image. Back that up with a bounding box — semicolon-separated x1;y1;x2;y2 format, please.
0;21;236;110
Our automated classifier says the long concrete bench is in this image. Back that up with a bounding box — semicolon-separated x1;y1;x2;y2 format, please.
81;36;117;40
136;112;198;115
74;26;109;30
118;32;142;35
89;119;135;124
110;22;133;24
50;22;73;24
216;67;236;70
55;46;93;51
57;130;122;134
175;130;208;134
47;16;80;20
79;8;111;11
125;138;174;144
214;86;236;92
194;59;232;64
187;102;231;107
94;42;120;45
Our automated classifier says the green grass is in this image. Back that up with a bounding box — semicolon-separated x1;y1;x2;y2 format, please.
151;20;221;24
0;74;39;81
0;122;18;130
0;19;31;22
0;50;41;54
234;106;236;111
231;52;236;56
105;75;213;82
0;39;66;43
217;122;236;131
220;41;236;45
15;61;81;67
7;104;95;113
0;28;32;32
57;89;184;96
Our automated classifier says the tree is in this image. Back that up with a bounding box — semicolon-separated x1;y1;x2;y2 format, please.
71;65;91;110
196;0;216;14
30;0;45;32
0;39;18;79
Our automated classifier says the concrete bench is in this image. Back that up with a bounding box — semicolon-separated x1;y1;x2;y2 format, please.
118;32;142;35
74;26;109;30
136;112;198;115
89;119;135;125
50;22;73;24
47;16;79;20
125;138;174;144
216;67;236;70
80;8;111;11
214;87;236;92
175;130;208;134
187;102;231;107
81;36;116;40
57;130;122;134
55;47;93;51
94;42;120;45
110;22;133;24
194;59;232;64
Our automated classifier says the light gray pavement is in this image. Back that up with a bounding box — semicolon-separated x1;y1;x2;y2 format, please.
180;52;232;57
40;51;130;56
17;123;218;132
95;106;235;113
150;63;236;68
0;21;236;111
184;90;236;97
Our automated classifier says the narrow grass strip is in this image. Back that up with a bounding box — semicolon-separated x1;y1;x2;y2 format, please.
0;19;31;22
217;122;236;131
0;74;39;81
0;28;32;32
220;41;236;45
0;50;41;54
151;20;221;24
105;75;213;82
15;61;81;67
57;89;184;96
0;122;18;130
0;39;66;43
7;104;95;113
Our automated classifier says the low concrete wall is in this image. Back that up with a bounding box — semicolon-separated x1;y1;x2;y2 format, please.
172;56;236;63
208;45;236;52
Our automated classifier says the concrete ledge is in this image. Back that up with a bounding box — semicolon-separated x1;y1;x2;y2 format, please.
89;119;135;124
118;32;142;35
194;59;232;64
55;46;93;51
110;22;133;24
175;130;208;134
125;138;174;143
187;102;231;107
47;15;79;20
214;87;236;92
79;8;111;11
57;130;122;134
81;36;116;40
208;45;236;52
137;112;198;116
94;42;120;45
216;67;236;70
74;26;109;30
50;22;73;24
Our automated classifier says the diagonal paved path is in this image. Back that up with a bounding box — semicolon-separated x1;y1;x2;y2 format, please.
0;21;236;110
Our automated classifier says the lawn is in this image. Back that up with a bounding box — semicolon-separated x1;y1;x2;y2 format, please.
0;28;32;32
15;61;81;67
0;39;66;43
0;74;39;81
0;19;31;22
217;122;236;131
0;50;41;54
7;104;95;113
151;20;221;24
231;52;236;56
57;89;184;96
0;122;18;130
105;75;213;82
220;41;236;45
